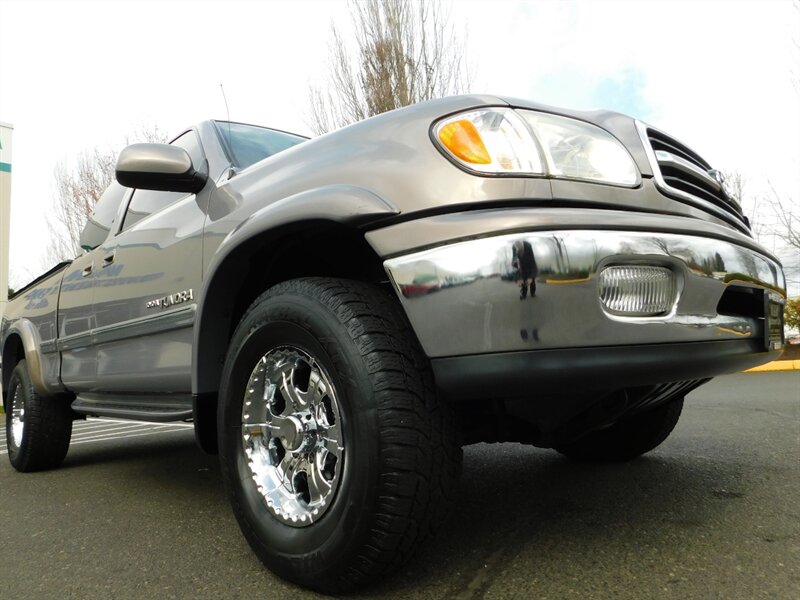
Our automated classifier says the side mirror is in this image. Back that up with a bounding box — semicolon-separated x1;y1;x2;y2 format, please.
116;143;207;193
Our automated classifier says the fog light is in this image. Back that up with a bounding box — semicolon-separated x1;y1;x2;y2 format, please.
598;266;677;316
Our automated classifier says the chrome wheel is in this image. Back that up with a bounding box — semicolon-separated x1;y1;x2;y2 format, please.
10;385;25;448
241;346;344;526
220;279;462;592
5;359;73;472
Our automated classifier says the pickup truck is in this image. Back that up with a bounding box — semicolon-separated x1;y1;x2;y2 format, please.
1;95;786;592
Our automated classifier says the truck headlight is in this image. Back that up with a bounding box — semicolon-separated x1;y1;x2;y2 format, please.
434;107;639;187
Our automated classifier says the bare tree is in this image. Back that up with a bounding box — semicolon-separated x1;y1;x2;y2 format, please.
722;170;755;232
721;170;770;246
45;125;168;264
723;170;798;287
758;184;800;295
762;183;800;254
308;0;472;135
46;148;117;264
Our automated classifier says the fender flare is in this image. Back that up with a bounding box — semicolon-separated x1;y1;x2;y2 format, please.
3;319;62;397
192;184;399;395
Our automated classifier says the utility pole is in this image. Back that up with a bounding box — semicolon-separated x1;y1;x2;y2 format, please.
0;122;12;322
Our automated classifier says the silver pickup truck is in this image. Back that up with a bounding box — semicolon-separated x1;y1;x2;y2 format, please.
1;95;786;592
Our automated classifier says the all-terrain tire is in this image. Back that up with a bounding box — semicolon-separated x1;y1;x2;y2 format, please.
218;278;462;593
5;359;73;472
556;397;684;462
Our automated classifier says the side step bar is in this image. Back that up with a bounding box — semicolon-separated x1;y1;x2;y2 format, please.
71;394;193;423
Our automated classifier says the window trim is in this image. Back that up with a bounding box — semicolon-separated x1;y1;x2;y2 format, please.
212;120;307;170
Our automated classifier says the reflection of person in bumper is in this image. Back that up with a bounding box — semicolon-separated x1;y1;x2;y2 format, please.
512;240;538;300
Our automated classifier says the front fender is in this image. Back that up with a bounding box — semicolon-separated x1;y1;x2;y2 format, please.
193;184;399;396
208;184;398;279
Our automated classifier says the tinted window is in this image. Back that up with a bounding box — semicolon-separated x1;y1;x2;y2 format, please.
79;182;128;251
121;131;203;231
216;121;306;170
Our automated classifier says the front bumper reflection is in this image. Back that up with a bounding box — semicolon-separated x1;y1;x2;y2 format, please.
384;230;785;358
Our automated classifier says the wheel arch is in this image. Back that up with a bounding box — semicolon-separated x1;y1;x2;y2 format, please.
2;333;24;410
2;320;56;404
193;185;400;402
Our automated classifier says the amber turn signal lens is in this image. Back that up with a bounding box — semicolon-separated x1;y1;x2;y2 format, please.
437;120;491;165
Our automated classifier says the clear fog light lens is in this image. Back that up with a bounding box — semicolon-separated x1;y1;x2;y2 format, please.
599;266;677;316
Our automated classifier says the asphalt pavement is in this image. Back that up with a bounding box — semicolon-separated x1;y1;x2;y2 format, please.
1;372;798;599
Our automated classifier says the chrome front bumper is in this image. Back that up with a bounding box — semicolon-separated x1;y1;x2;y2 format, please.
384;230;785;358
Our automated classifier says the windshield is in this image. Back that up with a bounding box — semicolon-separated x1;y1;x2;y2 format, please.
215;121;307;170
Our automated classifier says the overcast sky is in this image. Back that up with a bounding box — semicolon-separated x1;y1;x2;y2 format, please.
1;0;798;288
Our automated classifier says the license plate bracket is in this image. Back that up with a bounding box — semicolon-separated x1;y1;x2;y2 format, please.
765;295;785;351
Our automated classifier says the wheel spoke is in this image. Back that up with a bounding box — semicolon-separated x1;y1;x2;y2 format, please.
305;369;329;408
277;451;300;487
241;345;344;527
321;435;343;457
320;423;343;455
307;461;332;506
242;422;270;434
10;388;25;447
280;371;306;411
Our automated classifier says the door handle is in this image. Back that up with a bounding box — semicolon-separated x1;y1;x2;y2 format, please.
102;252;116;268
82;263;94;277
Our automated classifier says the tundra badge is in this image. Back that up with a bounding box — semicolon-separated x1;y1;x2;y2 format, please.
146;289;194;309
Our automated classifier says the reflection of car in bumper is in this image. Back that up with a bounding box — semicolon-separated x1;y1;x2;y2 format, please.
383;223;785;400
398;279;440;297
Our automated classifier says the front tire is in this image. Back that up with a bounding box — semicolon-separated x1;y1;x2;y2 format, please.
5;359;73;472
556;397;684;462
218;278;461;593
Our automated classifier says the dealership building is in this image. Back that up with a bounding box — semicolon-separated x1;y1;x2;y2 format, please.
0;121;11;321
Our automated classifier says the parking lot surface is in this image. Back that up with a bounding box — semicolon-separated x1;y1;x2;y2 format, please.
1;372;798;599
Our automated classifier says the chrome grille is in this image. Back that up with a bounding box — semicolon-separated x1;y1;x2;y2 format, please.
636;122;747;230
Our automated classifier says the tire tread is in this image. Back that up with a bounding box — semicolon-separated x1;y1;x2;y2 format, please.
227;278;461;592
6;360;73;472
556;397;684;462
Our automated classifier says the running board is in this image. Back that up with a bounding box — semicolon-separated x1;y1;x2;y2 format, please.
71;394;193;423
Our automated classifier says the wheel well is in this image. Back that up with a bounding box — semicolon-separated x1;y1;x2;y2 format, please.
194;222;389;398
2;334;24;410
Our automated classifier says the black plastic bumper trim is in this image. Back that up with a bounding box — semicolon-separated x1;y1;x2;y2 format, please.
431;340;782;401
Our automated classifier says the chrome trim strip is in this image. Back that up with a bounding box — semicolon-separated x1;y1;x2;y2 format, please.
57;304;196;351
635;121;746;232
654;150;722;192
384;229;785;358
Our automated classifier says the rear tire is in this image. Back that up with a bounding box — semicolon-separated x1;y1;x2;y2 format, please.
5;359;73;472
556;397;684;462
218;278;461;593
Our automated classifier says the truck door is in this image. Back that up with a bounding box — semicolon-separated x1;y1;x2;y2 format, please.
90;130;208;393
57;253;99;390
58;182;130;391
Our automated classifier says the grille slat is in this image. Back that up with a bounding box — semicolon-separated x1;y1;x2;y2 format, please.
638;124;746;231
662;174;726;206
648;130;711;170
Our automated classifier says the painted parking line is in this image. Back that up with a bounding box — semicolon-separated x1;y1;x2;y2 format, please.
71;422;184;440
0;418;193;455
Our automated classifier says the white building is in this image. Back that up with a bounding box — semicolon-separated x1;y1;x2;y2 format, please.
0;121;12;322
